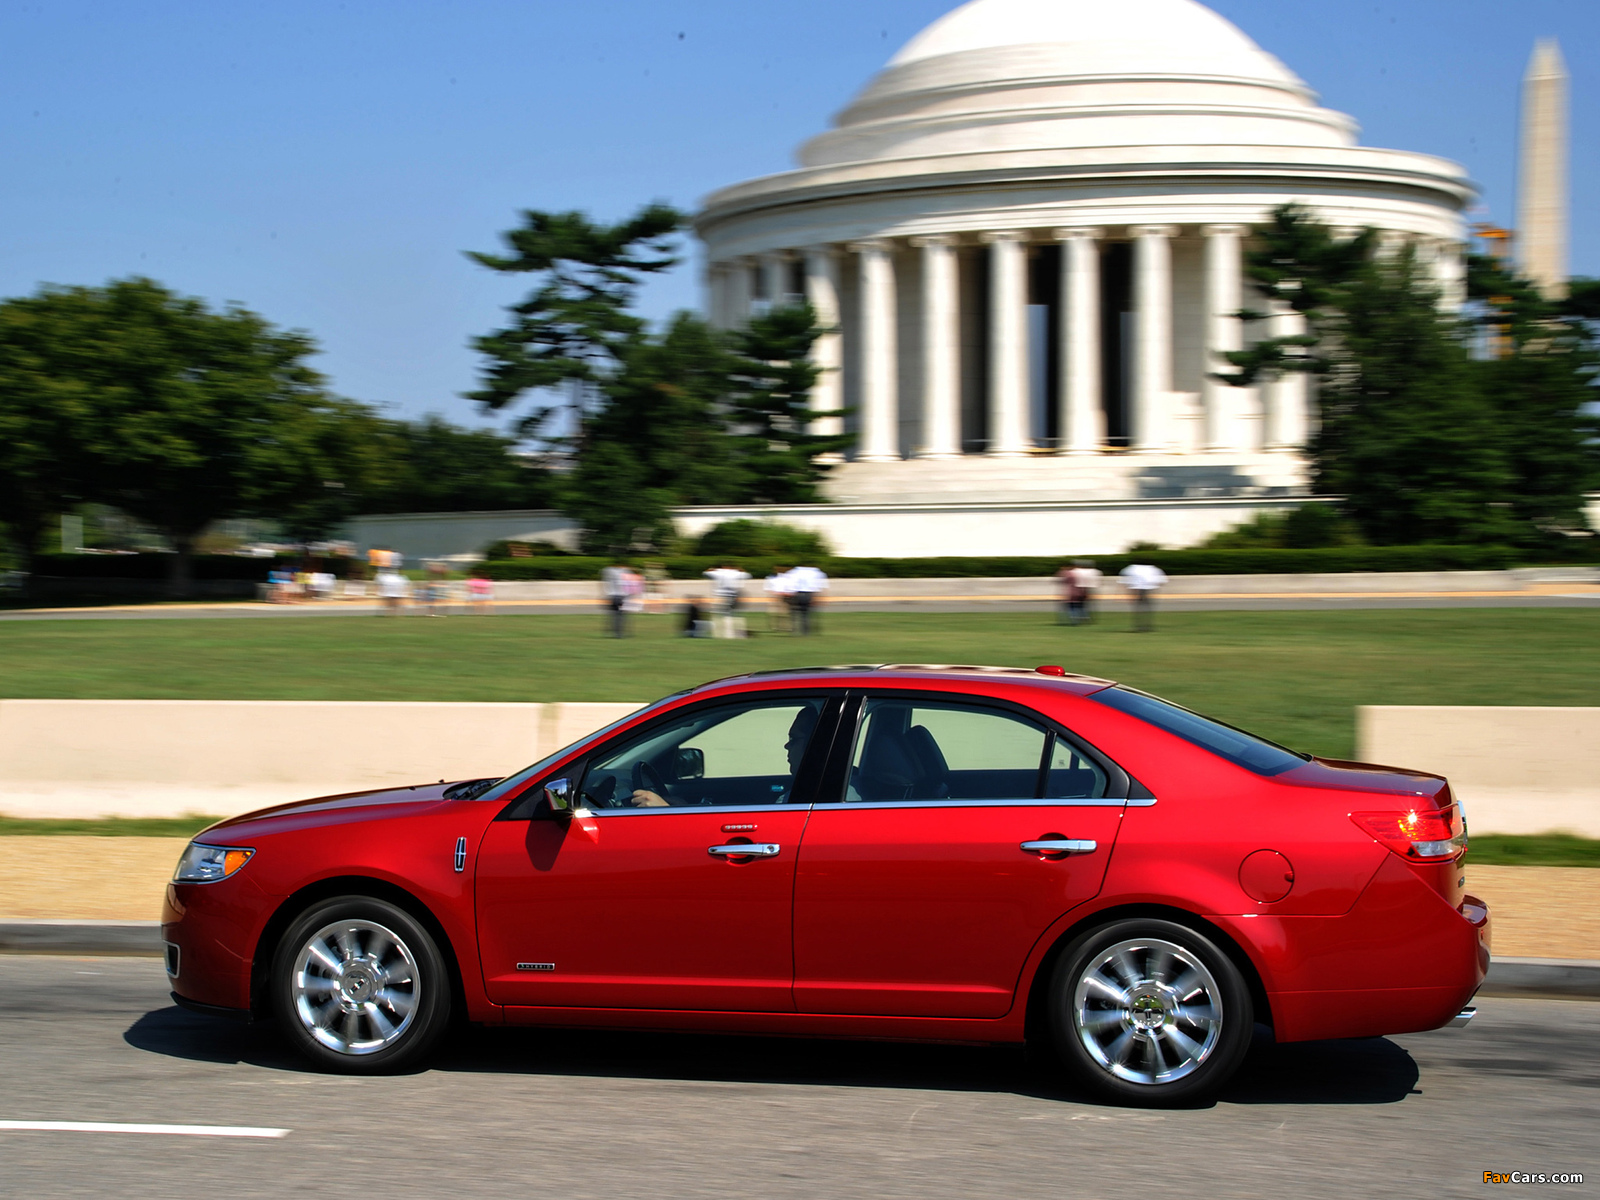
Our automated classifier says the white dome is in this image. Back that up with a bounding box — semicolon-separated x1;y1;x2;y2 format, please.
890;0;1299;85
798;0;1350;168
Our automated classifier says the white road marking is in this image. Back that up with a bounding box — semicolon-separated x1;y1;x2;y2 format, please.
0;1120;289;1139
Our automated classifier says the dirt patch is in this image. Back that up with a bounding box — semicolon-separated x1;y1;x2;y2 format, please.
1469;864;1600;959
0;836;186;920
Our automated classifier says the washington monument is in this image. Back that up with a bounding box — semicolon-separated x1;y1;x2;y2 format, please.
1518;39;1568;299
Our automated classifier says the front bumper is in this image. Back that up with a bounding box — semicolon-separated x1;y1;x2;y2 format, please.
161;875;272;1013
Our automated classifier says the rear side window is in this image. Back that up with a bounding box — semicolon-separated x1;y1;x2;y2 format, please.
1092;686;1306;776
845;698;1107;802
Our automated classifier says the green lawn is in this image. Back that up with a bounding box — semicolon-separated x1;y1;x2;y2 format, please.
1;608;1597;759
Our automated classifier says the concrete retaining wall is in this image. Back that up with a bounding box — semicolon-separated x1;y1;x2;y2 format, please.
2;700;1594;831
1357;706;1600;836
0;700;643;819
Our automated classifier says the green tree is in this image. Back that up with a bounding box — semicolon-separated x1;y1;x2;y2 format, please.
466;204;683;438
725;303;849;503
1312;253;1514;543
360;414;552;515
0;278;363;594
0;296;93;578
1221;206;1515;544
563;313;742;553
1467;257;1600;538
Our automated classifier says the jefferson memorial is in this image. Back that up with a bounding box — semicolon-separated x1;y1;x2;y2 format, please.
686;0;1473;552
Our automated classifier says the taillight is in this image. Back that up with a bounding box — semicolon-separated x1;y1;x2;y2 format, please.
1351;806;1467;862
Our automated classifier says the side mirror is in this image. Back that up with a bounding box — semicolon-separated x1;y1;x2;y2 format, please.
542;777;573;815
673;747;705;781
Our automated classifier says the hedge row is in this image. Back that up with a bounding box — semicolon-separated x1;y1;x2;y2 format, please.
478;544;1530;581
27;541;1587;583
30;554;354;581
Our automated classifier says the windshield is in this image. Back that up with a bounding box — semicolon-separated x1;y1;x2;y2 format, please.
471;698;676;803
1091;686;1308;777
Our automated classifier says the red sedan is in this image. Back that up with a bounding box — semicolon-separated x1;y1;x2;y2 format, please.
162;665;1488;1105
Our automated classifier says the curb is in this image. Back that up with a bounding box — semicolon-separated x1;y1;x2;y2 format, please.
0;920;163;955
1479;956;1600;1000
2;922;1599;1001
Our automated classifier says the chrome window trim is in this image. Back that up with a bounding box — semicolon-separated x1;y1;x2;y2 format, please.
577;803;813;818
823;797;1145;811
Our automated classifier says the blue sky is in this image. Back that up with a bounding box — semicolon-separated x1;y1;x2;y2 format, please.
0;0;1593;434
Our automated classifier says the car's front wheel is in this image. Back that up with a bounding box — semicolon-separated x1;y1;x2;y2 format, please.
1048;918;1252;1105
270;896;451;1073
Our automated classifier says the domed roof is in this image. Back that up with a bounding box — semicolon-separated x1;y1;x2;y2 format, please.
796;0;1351;169
889;0;1300;86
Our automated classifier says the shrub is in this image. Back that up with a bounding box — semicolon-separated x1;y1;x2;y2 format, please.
693;520;830;561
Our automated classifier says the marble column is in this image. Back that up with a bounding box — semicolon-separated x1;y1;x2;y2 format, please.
1201;224;1250;452
910;235;961;458
728;259;754;327
983;230;1030;457
1437;239;1467;312
706;264;728;330
851;239;899;462
1131;225;1178;452
1053;227;1102;454
1265;301;1309;451
760;251;791;313
803;245;845;445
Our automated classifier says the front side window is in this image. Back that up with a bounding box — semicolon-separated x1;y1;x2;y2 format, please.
578;696;828;810
846;698;1095;802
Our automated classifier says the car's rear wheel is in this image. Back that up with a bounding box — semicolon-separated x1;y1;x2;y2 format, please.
1048;918;1252;1106
270;896;451;1073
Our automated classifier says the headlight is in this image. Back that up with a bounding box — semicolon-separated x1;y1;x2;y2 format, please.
173;842;255;884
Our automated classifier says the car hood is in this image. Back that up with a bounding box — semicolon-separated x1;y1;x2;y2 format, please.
198;782;457;840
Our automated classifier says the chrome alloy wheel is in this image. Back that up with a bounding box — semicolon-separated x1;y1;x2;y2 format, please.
1072;937;1223;1085
291;919;419;1056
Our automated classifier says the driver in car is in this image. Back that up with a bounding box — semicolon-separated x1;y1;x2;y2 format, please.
630;704;820;806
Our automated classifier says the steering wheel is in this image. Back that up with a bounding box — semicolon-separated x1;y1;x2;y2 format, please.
632;759;668;802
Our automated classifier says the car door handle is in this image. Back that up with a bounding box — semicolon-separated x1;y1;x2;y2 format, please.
707;843;781;858
1020;839;1097;855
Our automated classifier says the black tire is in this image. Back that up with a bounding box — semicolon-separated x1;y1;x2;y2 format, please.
270;895;452;1074
1047;918;1252;1106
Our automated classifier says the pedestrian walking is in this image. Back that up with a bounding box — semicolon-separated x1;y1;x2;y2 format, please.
468;573;494;614
765;566;794;633
704;563;751;638
787;563;828;635
376;569;409;614
601;563;629;637
1120;561;1167;632
1067;559;1102;625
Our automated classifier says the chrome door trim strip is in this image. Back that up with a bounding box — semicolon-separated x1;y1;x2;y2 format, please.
815;797;1146;811
578;804;811;817
570;797;1155;816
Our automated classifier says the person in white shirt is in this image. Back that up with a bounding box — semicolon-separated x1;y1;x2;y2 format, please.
786;564;828;636
764;566;794;633
600;564;629;637
703;564;751;637
1119;561;1168;632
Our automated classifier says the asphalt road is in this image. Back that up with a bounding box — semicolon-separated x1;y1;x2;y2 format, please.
0;958;1595;1199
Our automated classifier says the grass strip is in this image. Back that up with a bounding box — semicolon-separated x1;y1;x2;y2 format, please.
1468;834;1600;869
0;815;225;837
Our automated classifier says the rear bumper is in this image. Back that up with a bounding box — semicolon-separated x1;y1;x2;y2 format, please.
1218;857;1490;1043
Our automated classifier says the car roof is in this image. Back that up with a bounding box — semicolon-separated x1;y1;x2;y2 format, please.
689;664;1116;696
